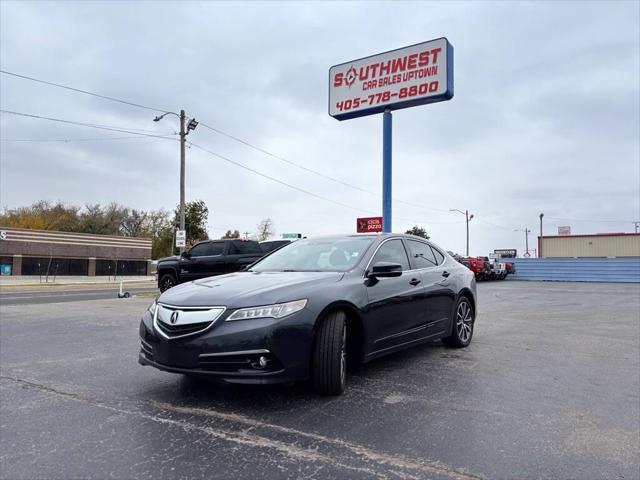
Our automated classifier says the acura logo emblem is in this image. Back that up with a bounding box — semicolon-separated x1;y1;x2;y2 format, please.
170;311;179;324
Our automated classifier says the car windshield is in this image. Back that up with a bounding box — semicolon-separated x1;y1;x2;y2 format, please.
251;237;375;272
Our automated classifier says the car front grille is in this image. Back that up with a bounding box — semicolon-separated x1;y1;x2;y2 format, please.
154;304;225;340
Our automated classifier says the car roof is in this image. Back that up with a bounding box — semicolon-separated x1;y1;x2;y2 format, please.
293;233;431;242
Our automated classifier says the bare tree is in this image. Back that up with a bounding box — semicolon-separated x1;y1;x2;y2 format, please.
256;218;274;241
120;209;148;237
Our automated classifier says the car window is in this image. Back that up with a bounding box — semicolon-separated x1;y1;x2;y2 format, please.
251;237;374;272
188;242;211;257
370;239;410;271
431;246;445;265
260;240;291;253
407;240;437;268
229;240;262;254
209;242;224;255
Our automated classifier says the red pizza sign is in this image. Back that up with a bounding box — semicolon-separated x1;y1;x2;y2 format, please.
357;217;383;233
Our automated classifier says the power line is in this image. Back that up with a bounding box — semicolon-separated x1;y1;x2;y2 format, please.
198;121;451;214
189;141;463;226
188;141;376;215
0;70;166;113
475;218;515;231
0;71;450;215
0;70;457;216
0;71;510;225
1;135;173;143
0;110;178;139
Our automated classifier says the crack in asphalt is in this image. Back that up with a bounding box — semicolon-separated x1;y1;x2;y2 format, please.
1;374;484;480
152;401;484;480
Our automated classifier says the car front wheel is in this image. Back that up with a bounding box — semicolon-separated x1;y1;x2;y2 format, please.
442;296;474;348
159;273;176;292
311;310;347;395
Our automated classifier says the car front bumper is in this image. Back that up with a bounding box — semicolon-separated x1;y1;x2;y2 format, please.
138;308;316;384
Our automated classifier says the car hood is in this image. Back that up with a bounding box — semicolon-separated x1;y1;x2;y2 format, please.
157;255;179;263
158;271;344;308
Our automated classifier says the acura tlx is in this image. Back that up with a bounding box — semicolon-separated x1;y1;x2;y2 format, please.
139;233;476;395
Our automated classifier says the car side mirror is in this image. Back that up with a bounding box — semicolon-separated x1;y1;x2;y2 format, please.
180;251;191;259
368;262;403;278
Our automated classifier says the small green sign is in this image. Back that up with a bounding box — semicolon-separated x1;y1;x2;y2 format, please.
282;233;301;239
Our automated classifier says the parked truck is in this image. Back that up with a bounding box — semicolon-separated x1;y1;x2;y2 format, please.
156;239;265;292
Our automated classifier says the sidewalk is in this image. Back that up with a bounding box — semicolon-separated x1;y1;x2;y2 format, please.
0;275;156;287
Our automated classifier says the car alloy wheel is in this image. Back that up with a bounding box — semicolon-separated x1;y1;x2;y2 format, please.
456;299;473;343
340;322;347;388
160;274;175;292
312;310;347;395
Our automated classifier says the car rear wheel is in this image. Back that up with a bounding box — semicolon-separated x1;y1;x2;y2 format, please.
159;273;176;292
311;310;347;395
442;296;474;348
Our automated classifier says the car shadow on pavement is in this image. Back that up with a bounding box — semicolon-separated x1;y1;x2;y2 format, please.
140;339;450;413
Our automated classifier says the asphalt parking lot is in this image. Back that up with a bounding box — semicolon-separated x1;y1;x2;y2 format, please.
1;281;639;479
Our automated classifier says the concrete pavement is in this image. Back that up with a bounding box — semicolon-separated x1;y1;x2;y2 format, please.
1;281;638;479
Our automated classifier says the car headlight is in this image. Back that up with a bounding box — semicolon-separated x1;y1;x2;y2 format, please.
226;299;307;321
147;299;158;316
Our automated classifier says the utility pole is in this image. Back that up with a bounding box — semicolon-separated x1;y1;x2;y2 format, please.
465;210;471;257
514;228;531;256
450;209;474;256
179;110;186;254
539;213;544;258
153;110;198;255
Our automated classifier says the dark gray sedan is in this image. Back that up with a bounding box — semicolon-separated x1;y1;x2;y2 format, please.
139;234;477;395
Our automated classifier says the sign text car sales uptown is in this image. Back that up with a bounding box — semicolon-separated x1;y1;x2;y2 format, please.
329;38;454;120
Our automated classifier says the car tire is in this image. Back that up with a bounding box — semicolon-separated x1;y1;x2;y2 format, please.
442;296;474;348
159;273;176;292
312;310;347;395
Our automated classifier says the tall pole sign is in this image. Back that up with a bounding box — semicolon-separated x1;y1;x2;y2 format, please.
329;38;454;232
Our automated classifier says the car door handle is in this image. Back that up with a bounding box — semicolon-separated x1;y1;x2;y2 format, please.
441;271;450;278
409;278;421;286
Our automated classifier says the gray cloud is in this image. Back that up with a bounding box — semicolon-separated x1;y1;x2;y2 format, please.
1;0;638;254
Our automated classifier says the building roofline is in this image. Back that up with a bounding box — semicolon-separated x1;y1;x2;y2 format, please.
539;233;640;239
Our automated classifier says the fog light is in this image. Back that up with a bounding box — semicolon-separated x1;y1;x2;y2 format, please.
258;356;268;368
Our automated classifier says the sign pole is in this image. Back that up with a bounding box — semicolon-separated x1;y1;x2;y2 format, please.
383;109;392;233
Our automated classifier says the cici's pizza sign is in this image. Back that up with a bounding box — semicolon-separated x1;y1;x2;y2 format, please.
357;217;383;233
329;38;454;120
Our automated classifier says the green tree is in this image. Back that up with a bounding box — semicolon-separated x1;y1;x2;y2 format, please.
405;225;430;239
0;201;80;231
173;200;209;244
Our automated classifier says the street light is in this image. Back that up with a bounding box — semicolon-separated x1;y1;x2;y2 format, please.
450;209;474;256
539;213;544;258
153;110;198;254
514;228;531;257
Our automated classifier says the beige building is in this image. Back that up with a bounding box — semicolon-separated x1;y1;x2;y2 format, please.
539;233;640;258
0;227;152;276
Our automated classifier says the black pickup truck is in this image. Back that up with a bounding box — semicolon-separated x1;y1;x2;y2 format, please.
157;239;265;292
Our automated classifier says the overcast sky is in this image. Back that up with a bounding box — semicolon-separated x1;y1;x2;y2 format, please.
1;1;638;256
